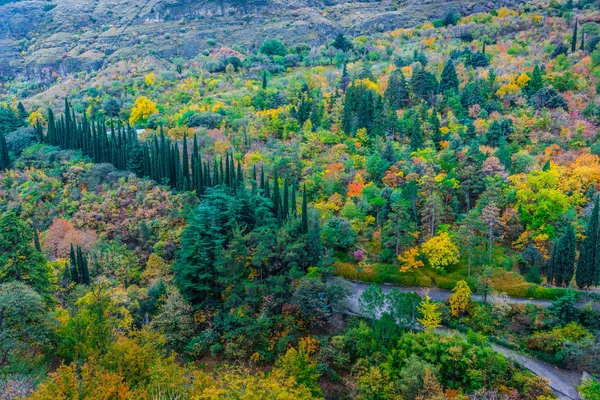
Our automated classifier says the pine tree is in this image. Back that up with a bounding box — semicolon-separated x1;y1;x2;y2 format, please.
577;196;599;289
17;102;27;120
572;19;578;53
174;203;225;306
527;65;544;96
439;59;459;93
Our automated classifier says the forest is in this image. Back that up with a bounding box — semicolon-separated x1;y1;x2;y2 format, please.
1;0;600;398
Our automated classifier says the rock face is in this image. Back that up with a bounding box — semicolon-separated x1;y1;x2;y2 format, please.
0;0;525;83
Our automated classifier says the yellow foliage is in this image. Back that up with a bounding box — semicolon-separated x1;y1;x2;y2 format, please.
417;296;442;331
398;248;424;273
496;7;517;18
423;36;436;48
28;110;45;126
516;73;531;87
420;232;460;273
449;280;472;317
401;66;413;79
144;72;156;86
129;96;158;125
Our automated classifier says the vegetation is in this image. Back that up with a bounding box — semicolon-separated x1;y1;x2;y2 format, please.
1;0;600;398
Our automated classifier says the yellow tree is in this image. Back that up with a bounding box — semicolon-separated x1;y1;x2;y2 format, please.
420;232;459;273
449;280;472;317
417;296;441;331
129;96;158;126
398;248;424;272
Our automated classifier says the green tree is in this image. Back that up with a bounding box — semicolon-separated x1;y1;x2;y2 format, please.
548;225;576;287
572;19;578;53
0;212;50;296
438;59;459;93
577;197;599;289
0;282;51;365
359;284;385;325
174;203;225;306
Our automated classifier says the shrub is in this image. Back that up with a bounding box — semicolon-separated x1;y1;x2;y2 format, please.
187;113;223;129
5;127;37;155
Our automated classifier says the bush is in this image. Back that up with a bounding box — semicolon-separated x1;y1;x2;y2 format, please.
187;112;223;129
5;127;37;155
260;39;287;57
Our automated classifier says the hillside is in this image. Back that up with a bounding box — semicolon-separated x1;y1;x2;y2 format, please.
1;0;525;84
2;0;600;399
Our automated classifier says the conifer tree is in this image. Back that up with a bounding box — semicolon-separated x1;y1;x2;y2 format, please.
69;243;79;284
572;19;578;52
262;70;268;89
438;59;459;93
272;170;281;224
549;225;577;286
0;132;9;170
282;176;289;222
580;29;585;51
577;196;599;289
302;184;309;234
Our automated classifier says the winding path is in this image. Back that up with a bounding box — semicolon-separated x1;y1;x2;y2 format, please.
344;281;583;400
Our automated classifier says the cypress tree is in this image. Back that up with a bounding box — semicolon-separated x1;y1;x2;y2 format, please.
282;176;289;222
0;133;9;170
260;166;265;194
527;65;543;96
33;225;42;252
302;184;308;234
577;196;599;289
262;70;268;89
182;133;190;188
291;182;297;217
237;161;243;187
307;213;324;268
557;225;577;287
272;170;281;224
69;243;79;283
547;239;557;285
81;254;90;285
580;29;585;51
439;59;459;93
76;245;85;284
571;19;578;53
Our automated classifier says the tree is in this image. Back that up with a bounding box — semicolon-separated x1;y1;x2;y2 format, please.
476;266;494;304
572;19;578;53
332;33;353;52
0;282;51;365
417;296;441;331
0;132;10;170
260;39;287;56
449;280;472;317
438;59;459;93
480;203;503;262
0;212;50;296
577;197;599;289
359;284;385;324
578;375;600;400
129;96;159;126
548;225;576;287
275;338;322;398
456;209;484;276
322;217;357;250
420;232;459;273
174;203;225;306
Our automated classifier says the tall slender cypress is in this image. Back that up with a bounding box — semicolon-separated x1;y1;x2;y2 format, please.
302;184;308;234
272;170;281;224
291;182;297;217
577;196;599;289
69;243;79;283
571;19;578;52
282;176;289;222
